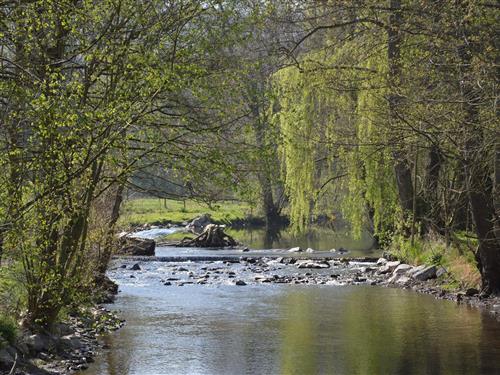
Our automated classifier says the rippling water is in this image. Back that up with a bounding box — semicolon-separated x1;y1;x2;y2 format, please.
86;271;500;374
86;228;500;375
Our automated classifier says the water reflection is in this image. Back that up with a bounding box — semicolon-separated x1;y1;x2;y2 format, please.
86;285;500;375
227;226;375;254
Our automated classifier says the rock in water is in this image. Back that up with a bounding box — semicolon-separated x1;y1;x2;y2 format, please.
235;280;246;286
288;247;302;253
130;263;141;271
118;237;155;256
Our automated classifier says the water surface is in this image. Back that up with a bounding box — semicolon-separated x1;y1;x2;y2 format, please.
86;269;500;375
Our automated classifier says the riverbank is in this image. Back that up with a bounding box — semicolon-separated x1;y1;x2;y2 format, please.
0;286;124;375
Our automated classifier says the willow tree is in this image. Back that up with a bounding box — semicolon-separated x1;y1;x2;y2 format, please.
271;0;499;293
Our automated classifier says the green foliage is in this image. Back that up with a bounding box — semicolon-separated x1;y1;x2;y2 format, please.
0;315;17;345
272;38;399;237
389;234;481;290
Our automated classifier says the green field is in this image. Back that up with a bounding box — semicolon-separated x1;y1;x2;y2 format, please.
119;198;253;228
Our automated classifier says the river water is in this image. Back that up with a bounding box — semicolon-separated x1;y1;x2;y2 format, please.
85;229;500;375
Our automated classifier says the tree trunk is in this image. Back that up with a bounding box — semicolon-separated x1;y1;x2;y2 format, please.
98;182;125;275
387;0;414;216
250;97;280;225
423;144;443;232
457;7;500;294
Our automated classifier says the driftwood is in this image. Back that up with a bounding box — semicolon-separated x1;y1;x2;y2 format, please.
174;224;238;247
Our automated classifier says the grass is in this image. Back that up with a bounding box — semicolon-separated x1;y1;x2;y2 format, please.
389;233;481;290
118;198;253;228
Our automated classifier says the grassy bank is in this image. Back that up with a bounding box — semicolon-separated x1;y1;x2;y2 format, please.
388;232;481;291
118;198;254;228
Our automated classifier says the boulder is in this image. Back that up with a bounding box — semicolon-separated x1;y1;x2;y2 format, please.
59;335;84;350
376;258;388;265
130;263;141;271
465;288;479;296
378;261;400;274
235;280;246;286
306;248;315;253
288;247;303;253
0;347;16;372
408;265;426;276
25;333;53;353
119;237;155;256
396;276;411;285
393;264;412;275
412;265;437;281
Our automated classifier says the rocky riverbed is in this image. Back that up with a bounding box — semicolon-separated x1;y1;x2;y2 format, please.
0;302;124;375
110;254;500;320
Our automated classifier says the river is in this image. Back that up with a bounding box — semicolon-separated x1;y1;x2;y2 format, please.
85;228;500;375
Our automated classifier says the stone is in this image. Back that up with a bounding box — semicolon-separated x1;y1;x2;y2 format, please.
0;348;14;365
376;258;388;265
130;263;141;271
465;288;479;296
378;261;400;274
337;247;348;254
408;265;426;276
306;248;315;253
25;334;52;353
296;261;330;269
118;237;155;256
288;247;302;253
177;267;188;272
242;247;250;252
59;335;84;350
379;261;401;274
235;280;246;286
393;264;412;275
396;276;411;285
163;282;172;286
412;265;437;281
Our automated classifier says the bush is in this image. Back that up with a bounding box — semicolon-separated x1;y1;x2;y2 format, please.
0;315;17;345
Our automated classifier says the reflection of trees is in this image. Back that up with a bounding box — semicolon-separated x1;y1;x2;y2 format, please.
263;225;283;249
90;287;498;375
279;289;319;374
340;287;484;375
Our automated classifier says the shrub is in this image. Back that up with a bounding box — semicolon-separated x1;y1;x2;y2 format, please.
0;315;17;345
